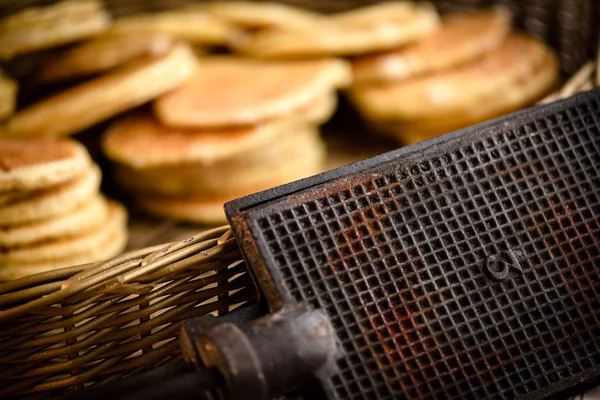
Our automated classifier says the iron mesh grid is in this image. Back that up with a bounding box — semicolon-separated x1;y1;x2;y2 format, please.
227;90;600;399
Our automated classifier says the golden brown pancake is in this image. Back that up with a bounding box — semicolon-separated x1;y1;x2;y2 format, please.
36;34;174;84
0;164;101;225
138;194;234;225
0;227;127;281
153;57;351;128
0;200;127;281
109;9;232;45
0;138;91;192
135;143;325;224
295;91;338;126
229;2;439;58
371;50;558;145
115;125;324;196
1;44;197;137
0;0;111;60
327;1;426;25
0;200;126;265
0;70;16;120
198;1;323;29
103;112;304;168
350;34;552;120
351;9;511;84
0;195;109;247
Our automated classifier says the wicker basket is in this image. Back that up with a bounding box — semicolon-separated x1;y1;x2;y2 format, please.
0;227;258;398
0;1;598;399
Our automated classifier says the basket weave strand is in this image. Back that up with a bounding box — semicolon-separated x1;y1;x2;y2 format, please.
0;226;258;399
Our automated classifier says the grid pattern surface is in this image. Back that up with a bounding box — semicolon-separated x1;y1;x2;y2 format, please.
246;98;600;399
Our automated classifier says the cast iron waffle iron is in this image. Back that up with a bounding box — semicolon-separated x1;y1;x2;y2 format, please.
78;89;600;400
223;88;600;400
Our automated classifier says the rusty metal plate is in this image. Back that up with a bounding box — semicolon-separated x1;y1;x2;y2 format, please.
226;89;600;400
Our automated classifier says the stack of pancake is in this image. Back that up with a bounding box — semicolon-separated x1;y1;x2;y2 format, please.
103;57;352;224
0;0;201;138
0;138;127;281
348;10;559;145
